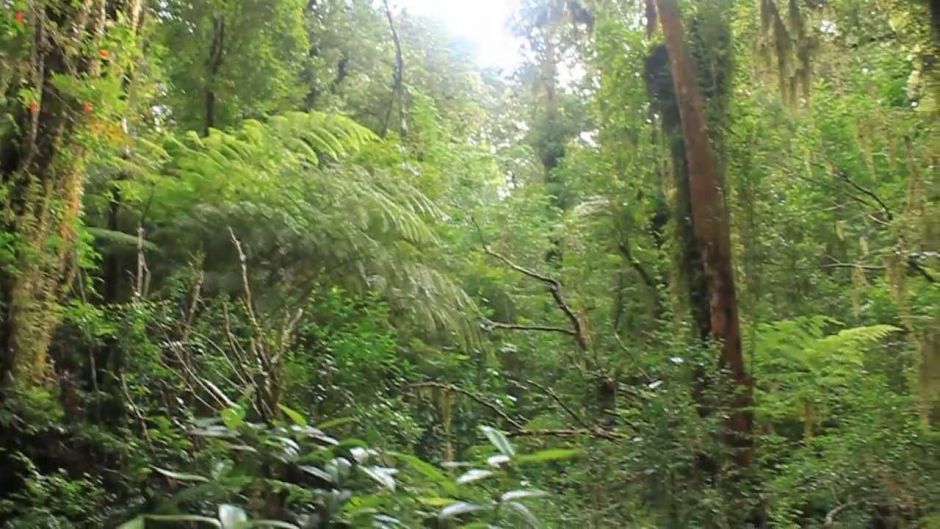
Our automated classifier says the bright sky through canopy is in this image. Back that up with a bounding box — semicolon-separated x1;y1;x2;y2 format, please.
394;0;523;70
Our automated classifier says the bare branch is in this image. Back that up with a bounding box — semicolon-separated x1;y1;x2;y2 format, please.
484;319;578;337
824;501;858;528
617;241;657;289
478;249;587;350
510;378;590;430
411;381;525;431
228;227;261;333
506;428;627;440
821;262;886;271
835;169;893;221
470;216;588;350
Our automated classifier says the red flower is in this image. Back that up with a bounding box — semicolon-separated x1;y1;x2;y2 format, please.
14;11;25;25
98;49;109;59
82;101;93;113
28;100;39;114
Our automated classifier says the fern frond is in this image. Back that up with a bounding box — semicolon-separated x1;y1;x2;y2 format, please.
134;110;475;340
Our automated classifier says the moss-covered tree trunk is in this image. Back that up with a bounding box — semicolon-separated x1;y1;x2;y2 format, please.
0;1;144;386
655;0;754;467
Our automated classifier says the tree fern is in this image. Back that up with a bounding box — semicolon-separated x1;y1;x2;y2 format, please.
124;111;477;338
755;316;901;436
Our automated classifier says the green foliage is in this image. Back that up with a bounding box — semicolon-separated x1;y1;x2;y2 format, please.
1;0;938;527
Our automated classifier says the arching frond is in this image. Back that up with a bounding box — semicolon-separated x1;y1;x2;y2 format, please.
131;111;476;339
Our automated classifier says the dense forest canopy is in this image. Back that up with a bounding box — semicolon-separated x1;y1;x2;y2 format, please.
0;0;937;527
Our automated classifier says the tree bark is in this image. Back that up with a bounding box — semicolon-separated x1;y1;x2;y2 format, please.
204;13;226;135
0;1;145;385
655;0;753;467
380;0;406;137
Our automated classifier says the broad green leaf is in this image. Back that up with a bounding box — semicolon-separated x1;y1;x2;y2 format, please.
360;465;397;491
500;489;548;502
221;404;246;429
487;454;511;467
456;469;493;484
144;515;221;527
506;501;541;527
515;448;580;464
439;501;488;519
277;404;307;426
298;464;333;483
418;496;457;507
117;517;144;529
479;426;515;457
246;521;301;528
152;467;209;482
392;452;459;495
372;514;405;527
219;504;248;529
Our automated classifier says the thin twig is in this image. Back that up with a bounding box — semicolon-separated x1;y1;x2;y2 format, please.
834;170;893;221
511;378;590;430
471;217;587;351
824;501;858;527
228;227;260;332
484;320;577;337
506;428;627;440
411;381;525;431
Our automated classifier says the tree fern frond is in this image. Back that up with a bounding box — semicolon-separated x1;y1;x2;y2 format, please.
132;110;475;340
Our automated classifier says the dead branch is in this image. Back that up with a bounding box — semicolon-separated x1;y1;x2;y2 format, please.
412;380;628;441
134;225;150;300
228;227;260;332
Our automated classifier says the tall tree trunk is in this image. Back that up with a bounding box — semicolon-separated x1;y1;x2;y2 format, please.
205;13;226;135
655;0;753;467
0;1;145;386
380;0;406;137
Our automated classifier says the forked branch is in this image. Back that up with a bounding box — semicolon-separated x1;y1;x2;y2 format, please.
471;218;588;351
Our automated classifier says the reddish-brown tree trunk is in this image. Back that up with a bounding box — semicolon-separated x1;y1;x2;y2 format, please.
655;0;753;467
